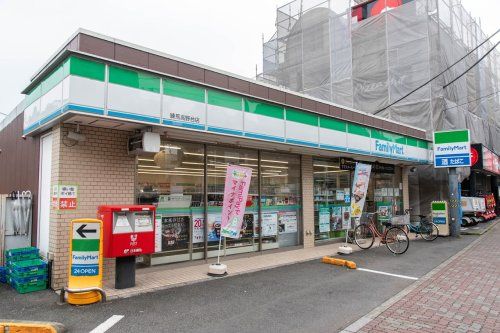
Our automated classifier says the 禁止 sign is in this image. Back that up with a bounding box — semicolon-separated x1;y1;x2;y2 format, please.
52;184;78;210
67;219;103;305
220;165;253;239
433;130;471;168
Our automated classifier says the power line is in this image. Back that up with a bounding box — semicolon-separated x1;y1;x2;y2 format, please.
443;90;499;112
443;40;500;89
373;27;500;115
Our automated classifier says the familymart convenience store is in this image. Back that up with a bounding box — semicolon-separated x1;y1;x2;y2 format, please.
4;30;431;288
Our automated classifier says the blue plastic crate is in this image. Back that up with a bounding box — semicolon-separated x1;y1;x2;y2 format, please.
8;259;47;278
5;247;39;262
9;272;47;285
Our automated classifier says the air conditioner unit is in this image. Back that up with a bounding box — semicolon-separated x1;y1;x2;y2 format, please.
128;132;161;154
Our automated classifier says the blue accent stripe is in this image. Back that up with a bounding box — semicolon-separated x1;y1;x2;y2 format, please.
319;144;348;152
108;110;161;124
435;153;470;158
347;148;372;155
23;122;40;135
244;132;285;143
64;104;104;115
163;119;205;130
286;138;318;148
207;126;243;136
38;109;63;126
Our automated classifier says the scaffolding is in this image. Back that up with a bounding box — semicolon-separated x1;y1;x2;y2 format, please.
261;0;500;153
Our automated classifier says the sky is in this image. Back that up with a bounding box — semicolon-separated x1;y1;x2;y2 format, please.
0;0;498;121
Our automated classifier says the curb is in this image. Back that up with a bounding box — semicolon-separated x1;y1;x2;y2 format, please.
461;218;499;235
339;222;498;333
0;319;65;332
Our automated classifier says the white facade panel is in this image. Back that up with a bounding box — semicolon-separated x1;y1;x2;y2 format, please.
108;83;161;118
347;133;371;153
244;113;285;139
163;95;205;126
319;127;347;149
39;82;62;122
69;76;105;109
207;104;243;133
286;121;319;145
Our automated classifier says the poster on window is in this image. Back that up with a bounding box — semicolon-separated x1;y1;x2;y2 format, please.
341;206;351;230
319;208;331;233
331;206;343;231
278;211;298;234
162;216;190;251
335;190;345;201
262;213;278;236
155;214;162;252
192;214;204;244
220;165;253;238
240;213;255;238
376;202;392;223
351;163;372;218
207;214;222;242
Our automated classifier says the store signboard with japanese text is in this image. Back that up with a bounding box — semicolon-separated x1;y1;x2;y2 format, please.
52;184;78;210
433;130;471;168
350;163;372;218
161;216;190;251
220;165;253;238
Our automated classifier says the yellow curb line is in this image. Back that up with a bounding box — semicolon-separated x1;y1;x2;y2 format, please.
322;256;357;269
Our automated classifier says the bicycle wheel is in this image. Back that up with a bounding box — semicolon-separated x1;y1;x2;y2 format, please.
421;222;439;241
385;227;409;255
354;224;375;249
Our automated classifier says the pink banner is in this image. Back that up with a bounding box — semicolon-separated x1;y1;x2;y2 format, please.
220;165;253;239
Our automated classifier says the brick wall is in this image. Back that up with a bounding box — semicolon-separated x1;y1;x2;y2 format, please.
49;124;135;289
301;155;315;248
402;166;410;211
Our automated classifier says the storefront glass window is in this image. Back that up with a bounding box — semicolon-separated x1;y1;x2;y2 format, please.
371;167;403;231
206;146;259;256
136;141;204;264
260;152;301;249
313;158;351;242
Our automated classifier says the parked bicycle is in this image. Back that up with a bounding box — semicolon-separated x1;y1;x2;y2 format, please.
354;212;409;255
402;209;439;241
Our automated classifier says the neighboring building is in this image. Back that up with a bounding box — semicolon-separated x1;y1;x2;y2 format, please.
260;0;500;213
0;30;431;289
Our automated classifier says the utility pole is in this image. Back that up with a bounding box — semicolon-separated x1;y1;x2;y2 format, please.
448;168;460;237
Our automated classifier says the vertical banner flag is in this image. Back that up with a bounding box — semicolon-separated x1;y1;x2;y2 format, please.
220;165;253;238
350;163;372;218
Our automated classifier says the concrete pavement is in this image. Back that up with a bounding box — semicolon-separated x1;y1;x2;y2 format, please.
344;221;500;333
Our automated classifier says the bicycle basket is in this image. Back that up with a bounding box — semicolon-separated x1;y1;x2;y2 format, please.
391;214;410;225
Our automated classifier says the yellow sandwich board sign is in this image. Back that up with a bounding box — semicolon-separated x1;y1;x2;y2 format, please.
67;218;103;305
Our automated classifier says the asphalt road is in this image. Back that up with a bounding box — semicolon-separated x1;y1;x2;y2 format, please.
0;235;476;333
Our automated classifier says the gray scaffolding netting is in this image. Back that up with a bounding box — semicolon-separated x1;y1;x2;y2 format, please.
260;0;499;212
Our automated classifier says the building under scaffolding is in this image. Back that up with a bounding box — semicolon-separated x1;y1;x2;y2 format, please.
261;0;500;152
261;0;500;213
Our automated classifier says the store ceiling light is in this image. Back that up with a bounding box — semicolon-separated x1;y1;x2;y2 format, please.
261;159;288;164
138;165;161;169
313;170;346;174
262;174;288;178
138;172;203;177
138;158;155;162
313;164;340;168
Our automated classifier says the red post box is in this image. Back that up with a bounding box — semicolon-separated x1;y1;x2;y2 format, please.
98;205;156;258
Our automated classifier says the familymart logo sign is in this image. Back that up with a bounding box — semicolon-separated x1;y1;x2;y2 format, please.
433;130;471;168
374;140;404;157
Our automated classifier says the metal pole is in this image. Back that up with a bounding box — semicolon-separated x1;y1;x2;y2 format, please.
258;150;263;252
203;144;208;261
448;167;461;237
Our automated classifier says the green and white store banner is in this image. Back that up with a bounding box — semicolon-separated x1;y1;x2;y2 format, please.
22;55;431;163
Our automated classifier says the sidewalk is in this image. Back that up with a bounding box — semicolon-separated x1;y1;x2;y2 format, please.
104;241;355;299
343;221;500;333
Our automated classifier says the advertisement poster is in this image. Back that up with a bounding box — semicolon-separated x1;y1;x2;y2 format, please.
376;202;392;223
241;214;255;238
192;214;204;244
207;214;222;242
335;190;345;201
351;163;372;218
155;215;162;252
344;188;351;203
278;212;298;234
262;213;278;236
162;216;190;251
331;206;343;231
341;206;351;230
220;165;253;238
319;208;331;233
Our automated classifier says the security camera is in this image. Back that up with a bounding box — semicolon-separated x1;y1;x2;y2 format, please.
410;166;417;173
22;135;26;140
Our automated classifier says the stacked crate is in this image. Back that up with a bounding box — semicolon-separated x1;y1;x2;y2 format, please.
0;266;6;283
5;247;48;294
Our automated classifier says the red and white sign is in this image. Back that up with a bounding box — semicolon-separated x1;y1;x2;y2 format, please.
52;184;78;210
482;146;500;175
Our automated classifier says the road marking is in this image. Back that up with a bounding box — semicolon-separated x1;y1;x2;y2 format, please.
357;268;418;280
89;315;124;333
